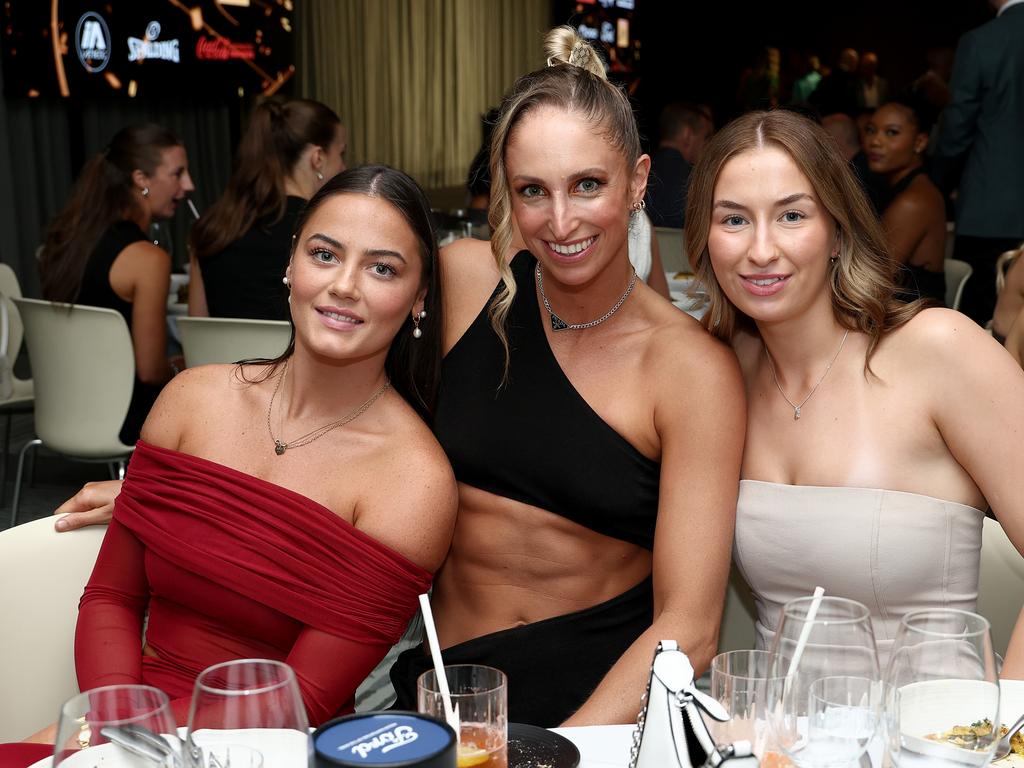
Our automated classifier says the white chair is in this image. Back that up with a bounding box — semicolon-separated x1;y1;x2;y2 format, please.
716;566;758;653
0;265;33;503
0;517;107;741
977;516;1024;660
10;298;136;527
945;258;973;311
176;316;292;368
654;226;692;274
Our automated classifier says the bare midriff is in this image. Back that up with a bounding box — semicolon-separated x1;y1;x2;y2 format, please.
431;483;652;649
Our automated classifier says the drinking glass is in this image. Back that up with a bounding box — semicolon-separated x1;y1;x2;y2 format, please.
884;609;1000;767
765;596;882;768
417;664;507;768
184;659;308;768
709;649;781;756
53;684;178;766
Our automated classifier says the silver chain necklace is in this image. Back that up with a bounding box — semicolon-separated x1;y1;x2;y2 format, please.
535;263;637;331
763;330;850;421
266;360;391;455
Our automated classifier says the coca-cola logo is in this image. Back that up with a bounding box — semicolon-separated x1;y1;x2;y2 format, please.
195;36;256;61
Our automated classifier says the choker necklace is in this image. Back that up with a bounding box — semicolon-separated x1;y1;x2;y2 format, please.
266;361;391;455
535;263;637;331
763;330;850;421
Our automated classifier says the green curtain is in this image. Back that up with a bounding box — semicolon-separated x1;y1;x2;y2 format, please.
297;0;552;189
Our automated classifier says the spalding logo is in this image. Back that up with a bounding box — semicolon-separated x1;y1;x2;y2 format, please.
76;11;111;73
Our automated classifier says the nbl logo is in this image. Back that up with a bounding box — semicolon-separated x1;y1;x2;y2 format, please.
76;12;111;73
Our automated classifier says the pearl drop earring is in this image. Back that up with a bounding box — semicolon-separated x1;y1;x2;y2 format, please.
412;309;427;339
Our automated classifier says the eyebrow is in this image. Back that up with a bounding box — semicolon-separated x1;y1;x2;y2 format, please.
713;192;814;210
305;233;407;263
511;167;607;184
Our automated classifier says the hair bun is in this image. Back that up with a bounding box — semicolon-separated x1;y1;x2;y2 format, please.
544;25;606;81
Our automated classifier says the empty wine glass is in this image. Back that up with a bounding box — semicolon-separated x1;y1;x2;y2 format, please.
184;659;308;768
53;684;178;766
884;609;1000;767
765;596;882;768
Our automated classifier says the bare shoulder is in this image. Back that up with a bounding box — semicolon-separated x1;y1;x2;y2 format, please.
887;180;941;221
140;364;264;448
118;240;171;273
644;306;742;385
361;400;457;572
439;238;501;294
884;308;1016;382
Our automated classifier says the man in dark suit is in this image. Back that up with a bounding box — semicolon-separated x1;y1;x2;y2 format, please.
645;102;713;229
933;0;1024;325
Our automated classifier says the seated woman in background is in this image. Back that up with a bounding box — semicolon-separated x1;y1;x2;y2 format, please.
39;124;193;444
188;98;345;320
992;244;1023;344
67;166;456;728
685;109;1024;672
864;97;947;304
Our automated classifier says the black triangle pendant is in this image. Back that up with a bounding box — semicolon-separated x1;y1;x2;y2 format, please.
549;312;569;331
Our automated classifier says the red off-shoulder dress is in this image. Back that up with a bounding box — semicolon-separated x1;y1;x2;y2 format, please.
74;440;432;726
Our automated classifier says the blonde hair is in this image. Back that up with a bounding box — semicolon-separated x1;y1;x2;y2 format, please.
685;110;921;367
486;26;642;374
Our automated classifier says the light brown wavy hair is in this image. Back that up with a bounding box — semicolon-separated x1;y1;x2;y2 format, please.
486;25;642;373
685;109;922;368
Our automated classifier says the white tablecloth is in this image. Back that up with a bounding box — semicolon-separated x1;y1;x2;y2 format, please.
552;724;634;767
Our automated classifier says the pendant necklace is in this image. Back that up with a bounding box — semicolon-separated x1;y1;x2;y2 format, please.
763;330;850;421
536;263;637;331
266;360;390;455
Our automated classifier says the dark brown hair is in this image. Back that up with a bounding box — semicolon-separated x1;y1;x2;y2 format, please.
39;123;182;302
190;99;341;263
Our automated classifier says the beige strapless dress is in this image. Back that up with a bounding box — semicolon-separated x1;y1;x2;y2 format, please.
733;479;985;668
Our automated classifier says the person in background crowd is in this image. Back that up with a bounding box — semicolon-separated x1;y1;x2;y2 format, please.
865;98;947;304
913;46;955;112
933;0;1024;326
810;47;859;117
821;112;885;212
189;99;345;320
39;124;193;444
685;108;1024;671
855;51;889;111
791;53;823;104
645;101;714;229
992;244;1024;344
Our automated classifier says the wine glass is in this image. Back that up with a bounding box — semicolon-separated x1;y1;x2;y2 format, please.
884;609;1000;767
765;596;882;768
53;684;178;766
184;659;309;768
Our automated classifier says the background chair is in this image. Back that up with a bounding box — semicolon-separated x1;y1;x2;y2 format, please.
0;265;33;504
945;258;973;311
653;227;692;274
0;517;107;741
176;316;292;368
10;298;135;527
977;516;1024;660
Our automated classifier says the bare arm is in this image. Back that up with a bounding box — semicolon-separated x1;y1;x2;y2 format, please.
881;191;926;266
925;310;1024;676
1003;607;1024;679
563;333;745;724
187;250;209;317
112;242;173;384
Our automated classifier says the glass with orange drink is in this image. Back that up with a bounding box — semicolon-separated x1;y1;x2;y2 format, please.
417;665;507;768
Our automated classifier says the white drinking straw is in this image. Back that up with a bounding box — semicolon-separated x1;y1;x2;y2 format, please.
786;586;826;678
418;593;460;735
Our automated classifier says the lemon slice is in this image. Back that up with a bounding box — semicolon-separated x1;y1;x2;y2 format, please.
456;744;491;767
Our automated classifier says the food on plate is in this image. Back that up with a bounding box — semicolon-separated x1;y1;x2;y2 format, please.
925;719;1024;754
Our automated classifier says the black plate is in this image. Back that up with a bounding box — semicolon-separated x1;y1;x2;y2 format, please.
508;722;581;768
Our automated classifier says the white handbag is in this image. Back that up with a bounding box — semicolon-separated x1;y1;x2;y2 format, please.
628;641;759;768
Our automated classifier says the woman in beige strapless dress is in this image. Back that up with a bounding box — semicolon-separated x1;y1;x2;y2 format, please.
683;109;1024;674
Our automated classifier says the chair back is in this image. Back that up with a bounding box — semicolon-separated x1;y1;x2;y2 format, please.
0;517;108;741
0;264;26;364
654;227;692;274
977;516;1024;659
945;258;973;311
14;298;134;456
177;316;292;368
